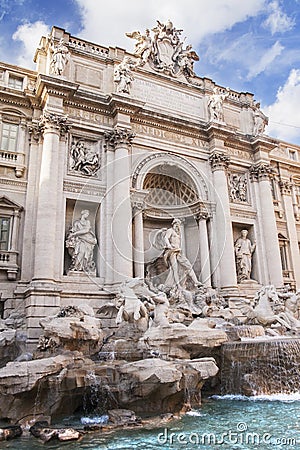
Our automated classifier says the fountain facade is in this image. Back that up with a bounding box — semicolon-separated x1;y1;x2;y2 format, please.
0;18;300;443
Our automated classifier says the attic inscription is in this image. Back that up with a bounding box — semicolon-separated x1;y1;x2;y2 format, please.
132;123;208;148
133;79;203;117
65;106;113;125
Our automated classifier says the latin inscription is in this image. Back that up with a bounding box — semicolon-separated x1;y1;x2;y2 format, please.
65;106;113;125
228;147;254;161
133;79;205;118
132;123;208;148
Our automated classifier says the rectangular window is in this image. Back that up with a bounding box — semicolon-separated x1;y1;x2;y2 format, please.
8;75;23;90
1;122;18;151
0;217;10;250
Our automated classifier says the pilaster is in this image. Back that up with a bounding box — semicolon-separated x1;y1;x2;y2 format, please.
280;180;300;288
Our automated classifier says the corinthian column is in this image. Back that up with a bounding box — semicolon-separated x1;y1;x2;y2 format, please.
132;202;145;278
104;128;134;283
33;112;70;282
250;163;283;287
197;211;211;287
209;151;237;289
280;181;300;288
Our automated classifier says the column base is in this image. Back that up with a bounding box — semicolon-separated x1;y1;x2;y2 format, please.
24;281;62;346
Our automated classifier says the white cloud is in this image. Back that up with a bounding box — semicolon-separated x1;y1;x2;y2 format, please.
12;21;50;68
246;40;284;79
265;69;300;144
75;0;265;50
263;1;295;34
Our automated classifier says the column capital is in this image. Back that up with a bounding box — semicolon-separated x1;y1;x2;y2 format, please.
104;127;135;150
28;121;43;142
209;151;230;171
279;180;293;196
39;112;71;136
249;162;275;182
194;210;210;221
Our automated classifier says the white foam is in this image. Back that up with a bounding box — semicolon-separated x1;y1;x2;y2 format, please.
81;415;109;425
211;393;300;402
186;410;202;416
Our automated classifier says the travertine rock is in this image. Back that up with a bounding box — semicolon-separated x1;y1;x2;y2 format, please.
38;305;103;356
140;319;228;359
116;357;219;412
0;353;95;422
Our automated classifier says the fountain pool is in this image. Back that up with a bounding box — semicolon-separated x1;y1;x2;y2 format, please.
3;395;300;449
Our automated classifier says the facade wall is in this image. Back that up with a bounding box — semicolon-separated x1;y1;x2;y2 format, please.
0;25;300;342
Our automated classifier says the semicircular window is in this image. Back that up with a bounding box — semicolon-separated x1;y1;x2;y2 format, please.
143;166;199;206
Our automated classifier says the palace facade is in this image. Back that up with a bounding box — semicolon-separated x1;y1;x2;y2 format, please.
1;24;300;343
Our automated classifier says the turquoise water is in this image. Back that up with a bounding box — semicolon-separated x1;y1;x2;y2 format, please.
2;395;300;449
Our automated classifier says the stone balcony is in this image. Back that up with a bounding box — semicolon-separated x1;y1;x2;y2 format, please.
0;250;18;280
0;149;25;177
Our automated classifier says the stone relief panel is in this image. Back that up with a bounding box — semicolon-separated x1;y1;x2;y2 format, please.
68;137;101;177
228;172;248;204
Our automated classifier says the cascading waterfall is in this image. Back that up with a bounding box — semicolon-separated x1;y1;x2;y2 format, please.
220;338;300;396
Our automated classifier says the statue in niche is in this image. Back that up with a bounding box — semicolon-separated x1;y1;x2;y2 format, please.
252;102;268;136
208;87;230;122
150;218;201;290
50;37;70;76
65;210;97;274
234;229;256;283
114;57;135;94
69;140;100;176
229;173;248;203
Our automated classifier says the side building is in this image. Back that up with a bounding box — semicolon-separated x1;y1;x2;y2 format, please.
0;23;300;344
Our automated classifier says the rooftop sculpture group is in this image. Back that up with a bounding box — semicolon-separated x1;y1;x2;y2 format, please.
125;19;199;79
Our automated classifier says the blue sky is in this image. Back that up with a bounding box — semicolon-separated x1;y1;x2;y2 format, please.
1;0;300;144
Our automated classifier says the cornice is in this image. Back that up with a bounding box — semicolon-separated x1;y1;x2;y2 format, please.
36;74;79;99
0;89;32;109
63;180;106;197
0;177;27;190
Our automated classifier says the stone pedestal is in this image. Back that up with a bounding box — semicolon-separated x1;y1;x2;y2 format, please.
24;282;61;347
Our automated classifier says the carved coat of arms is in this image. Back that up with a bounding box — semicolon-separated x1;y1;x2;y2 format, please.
126;19;199;79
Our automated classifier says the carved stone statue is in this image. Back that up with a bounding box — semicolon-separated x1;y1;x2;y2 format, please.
125;30;152;66
151;218;201;289
114;57;135;94
69;140;100;176
208;87;230;122
50;37;69;76
66;210;97;274
252;102;268;136
177;44;199;77
234;230;256;283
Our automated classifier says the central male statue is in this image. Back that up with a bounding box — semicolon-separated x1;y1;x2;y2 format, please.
160;218;201;289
